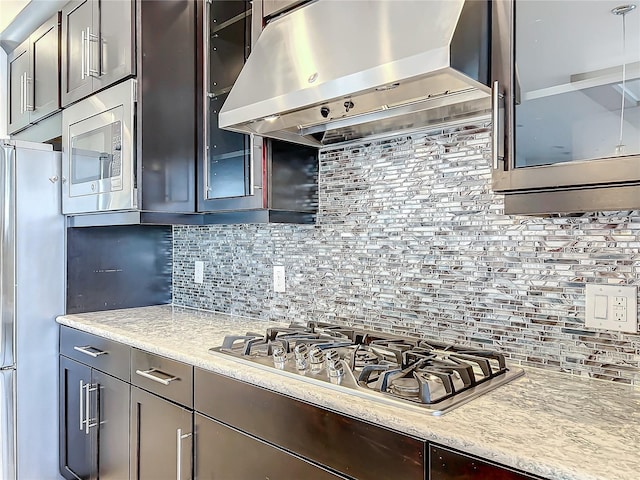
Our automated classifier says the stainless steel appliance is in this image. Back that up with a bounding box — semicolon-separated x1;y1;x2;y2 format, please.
211;322;524;415
219;0;492;146
62;79;136;214
0;140;65;479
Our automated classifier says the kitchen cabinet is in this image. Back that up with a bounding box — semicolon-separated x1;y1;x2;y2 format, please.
61;0;135;107
199;0;318;223
194;368;425;480
130;348;194;480
430;445;541;479
7;13;61;134
130;387;193;480
491;0;640;214
7;40;30;133
59;327;131;480
195;413;345;479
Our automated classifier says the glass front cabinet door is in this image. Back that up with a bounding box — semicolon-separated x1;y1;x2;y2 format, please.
199;1;318;221
202;0;256;210
492;0;640;214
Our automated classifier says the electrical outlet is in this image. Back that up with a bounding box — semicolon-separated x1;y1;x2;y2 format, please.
614;296;627;308
273;265;285;293
194;261;204;284
585;284;637;333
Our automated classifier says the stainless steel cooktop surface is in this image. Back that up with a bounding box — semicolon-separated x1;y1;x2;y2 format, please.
210;322;524;415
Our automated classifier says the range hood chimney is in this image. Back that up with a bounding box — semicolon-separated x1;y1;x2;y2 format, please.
219;0;492;147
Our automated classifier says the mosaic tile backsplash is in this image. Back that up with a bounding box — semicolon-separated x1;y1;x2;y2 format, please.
173;118;640;384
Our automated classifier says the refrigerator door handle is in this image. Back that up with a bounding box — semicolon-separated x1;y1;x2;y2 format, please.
73;345;108;358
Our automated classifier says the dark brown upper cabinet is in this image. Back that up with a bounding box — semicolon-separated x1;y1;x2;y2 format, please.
7;13;61;134
61;0;135;107
492;0;640;215
197;0;318;224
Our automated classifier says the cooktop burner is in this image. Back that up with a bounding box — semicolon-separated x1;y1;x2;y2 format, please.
209;322;524;415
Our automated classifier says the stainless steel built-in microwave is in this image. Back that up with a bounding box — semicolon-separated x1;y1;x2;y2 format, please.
62;80;136;214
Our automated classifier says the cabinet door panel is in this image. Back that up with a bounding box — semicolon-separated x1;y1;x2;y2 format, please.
195;413;346;480
207;92;251;200
93;370;130;480
62;0;94;106
131;387;192;480
95;0;135;90
31;15;60;122
59;356;93;480
8;45;30;133
430;445;539;479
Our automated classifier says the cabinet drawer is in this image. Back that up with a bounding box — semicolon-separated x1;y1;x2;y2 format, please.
194;368;425;480
60;326;130;380
131;349;193;408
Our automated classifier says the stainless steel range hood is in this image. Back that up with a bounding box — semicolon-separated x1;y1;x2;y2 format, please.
219;0;492;147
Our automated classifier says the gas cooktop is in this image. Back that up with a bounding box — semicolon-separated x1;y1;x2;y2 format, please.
209;322;524;415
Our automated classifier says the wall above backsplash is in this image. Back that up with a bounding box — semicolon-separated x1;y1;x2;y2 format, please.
173;116;640;385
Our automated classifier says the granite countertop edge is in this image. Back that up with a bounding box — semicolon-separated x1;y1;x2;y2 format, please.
56;305;640;480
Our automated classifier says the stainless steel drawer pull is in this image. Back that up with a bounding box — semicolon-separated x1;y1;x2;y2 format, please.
135;368;178;386
73;345;108;358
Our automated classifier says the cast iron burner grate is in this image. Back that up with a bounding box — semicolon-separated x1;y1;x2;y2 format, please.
210;322;524;415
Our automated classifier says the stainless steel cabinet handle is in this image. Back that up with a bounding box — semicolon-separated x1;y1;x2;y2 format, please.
492;80;505;170
87;27;100;77
81;29;86;80
83;383;99;435
79;380;85;431
176;428;191;480
135;368;178;386
20;73;25;114
73;345;108;358
24;75;33;111
84;381;91;435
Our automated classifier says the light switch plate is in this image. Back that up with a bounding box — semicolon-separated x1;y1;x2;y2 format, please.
585;284;637;333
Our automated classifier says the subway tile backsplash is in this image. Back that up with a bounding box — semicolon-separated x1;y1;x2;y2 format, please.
173;118;640;384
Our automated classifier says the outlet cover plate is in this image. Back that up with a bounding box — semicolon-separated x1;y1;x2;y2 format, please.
585;284;637;333
273;265;285;293
194;261;204;284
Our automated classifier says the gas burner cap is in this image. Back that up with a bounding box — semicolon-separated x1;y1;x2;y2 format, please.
354;349;379;368
389;377;420;397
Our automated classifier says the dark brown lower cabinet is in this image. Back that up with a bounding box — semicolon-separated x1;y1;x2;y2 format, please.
59;356;130;480
130;386;193;480
195;413;346;479
430;445;541;479
194;368;425;480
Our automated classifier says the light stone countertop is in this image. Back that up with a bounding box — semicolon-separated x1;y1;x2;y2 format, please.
57;304;640;480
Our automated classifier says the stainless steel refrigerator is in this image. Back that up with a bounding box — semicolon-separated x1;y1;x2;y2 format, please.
0;140;64;479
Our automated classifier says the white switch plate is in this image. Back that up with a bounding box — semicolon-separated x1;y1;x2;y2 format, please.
194;261;204;284
273;265;285;293
585;284;637;333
